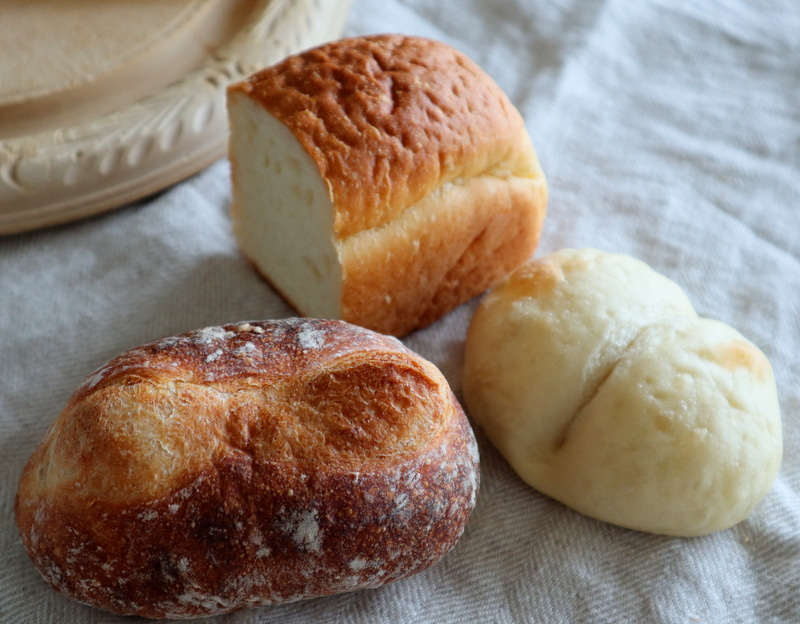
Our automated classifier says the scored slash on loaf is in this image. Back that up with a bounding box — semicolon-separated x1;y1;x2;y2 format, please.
463;249;782;537
15;319;480;619
227;34;548;336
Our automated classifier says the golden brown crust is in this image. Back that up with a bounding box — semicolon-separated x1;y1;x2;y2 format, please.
227;34;547;336
339;172;546;336
15;319;479;619
228;34;544;240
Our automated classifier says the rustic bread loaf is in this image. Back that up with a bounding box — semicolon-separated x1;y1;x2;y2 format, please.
15;319;480;619
463;248;782;536
227;34;547;337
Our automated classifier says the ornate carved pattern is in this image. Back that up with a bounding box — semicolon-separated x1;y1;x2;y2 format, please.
0;0;351;235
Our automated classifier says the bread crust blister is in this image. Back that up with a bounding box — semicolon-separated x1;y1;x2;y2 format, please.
227;34;547;336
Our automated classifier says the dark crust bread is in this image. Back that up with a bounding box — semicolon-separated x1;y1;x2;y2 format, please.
15;319;479;619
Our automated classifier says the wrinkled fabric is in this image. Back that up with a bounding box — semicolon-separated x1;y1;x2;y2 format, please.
2;1;799;622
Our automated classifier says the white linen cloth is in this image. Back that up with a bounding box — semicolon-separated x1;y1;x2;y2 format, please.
2;0;799;622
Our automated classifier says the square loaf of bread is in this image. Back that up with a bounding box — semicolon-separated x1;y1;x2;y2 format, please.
227;34;547;336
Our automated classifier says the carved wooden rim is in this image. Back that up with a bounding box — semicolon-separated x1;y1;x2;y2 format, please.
0;0;351;235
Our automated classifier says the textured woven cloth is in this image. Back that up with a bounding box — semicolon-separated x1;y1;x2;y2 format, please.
2;1;799;622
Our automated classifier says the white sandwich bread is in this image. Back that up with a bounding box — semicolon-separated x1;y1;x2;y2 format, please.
15;319;480;619
463;248;782;537
226;34;547;337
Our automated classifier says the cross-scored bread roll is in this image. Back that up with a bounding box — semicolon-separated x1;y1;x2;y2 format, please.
463;248;782;536
226;34;547;337
15;319;479;619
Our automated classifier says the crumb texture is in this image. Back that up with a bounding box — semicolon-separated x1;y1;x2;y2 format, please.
235;34;542;239
227;34;547;336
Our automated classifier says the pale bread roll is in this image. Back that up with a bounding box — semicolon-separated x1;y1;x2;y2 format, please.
463;248;782;536
15;319;479;619
226;34;547;337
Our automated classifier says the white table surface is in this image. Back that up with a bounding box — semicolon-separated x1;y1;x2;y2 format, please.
2;1;799;622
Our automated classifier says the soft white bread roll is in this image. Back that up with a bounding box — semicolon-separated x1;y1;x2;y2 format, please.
15;319;479;619
227;35;547;337
463;249;782;536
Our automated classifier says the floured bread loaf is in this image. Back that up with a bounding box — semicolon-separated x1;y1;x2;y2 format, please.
463;248;782;536
15;319;479;619
226;34;547;337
